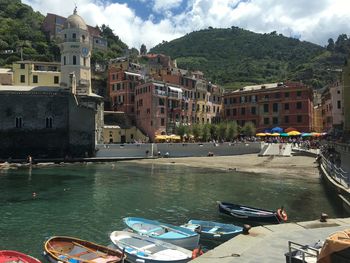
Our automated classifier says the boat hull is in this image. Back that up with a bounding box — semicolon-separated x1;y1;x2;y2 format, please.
218;201;282;224
0;250;41;263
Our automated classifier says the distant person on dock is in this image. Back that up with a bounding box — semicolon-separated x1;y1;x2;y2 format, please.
27;155;33;165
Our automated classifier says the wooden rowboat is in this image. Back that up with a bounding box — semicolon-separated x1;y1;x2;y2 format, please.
110;231;192;263
43;236;126;263
0;250;41;263
218;201;287;224
123;217;199;250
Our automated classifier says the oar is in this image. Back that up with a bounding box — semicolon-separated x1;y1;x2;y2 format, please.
159;224;193;237
46;246;95;263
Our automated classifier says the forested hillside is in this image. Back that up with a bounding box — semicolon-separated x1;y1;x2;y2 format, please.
151;27;349;90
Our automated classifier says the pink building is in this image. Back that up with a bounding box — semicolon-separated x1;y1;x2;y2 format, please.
322;82;343;132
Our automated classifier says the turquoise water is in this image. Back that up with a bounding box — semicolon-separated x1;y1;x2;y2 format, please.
0;162;343;258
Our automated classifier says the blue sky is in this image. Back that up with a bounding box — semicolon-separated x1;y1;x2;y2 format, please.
23;0;350;50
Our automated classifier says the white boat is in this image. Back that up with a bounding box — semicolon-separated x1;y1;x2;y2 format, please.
123;217;199;250
110;231;192;263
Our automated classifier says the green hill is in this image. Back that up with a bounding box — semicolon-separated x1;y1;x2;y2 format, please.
151;27;347;90
0;0;128;67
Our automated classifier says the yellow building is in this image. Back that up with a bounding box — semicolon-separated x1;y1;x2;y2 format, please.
103;125;148;143
13;61;61;86
313;105;323;132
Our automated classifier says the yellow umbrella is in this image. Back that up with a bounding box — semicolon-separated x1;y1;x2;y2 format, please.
256;133;266;136
271;132;280;136
155;135;167;141
169;134;181;141
287;131;301;136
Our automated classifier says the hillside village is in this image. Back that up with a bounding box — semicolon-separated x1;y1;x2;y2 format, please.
0;3;350;159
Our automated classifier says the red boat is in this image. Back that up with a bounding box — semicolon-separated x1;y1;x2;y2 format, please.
0;250;41;263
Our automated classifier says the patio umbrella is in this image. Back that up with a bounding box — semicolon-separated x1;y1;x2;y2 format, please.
256;133;266;136
287;131;301;136
271;127;283;133
285;127;297;133
270;133;280;136
301;132;312;137
311;132;321;137
280;133;289;137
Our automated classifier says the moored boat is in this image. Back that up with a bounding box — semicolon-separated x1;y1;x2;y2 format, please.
181;219;243;241
43;236;126;263
217;201;287;224
123;217;199;250
110;231;192;263
0;250;41;263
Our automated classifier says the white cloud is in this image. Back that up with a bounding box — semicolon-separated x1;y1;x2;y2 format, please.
22;0;350;50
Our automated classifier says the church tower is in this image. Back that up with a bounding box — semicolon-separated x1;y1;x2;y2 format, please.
60;7;91;95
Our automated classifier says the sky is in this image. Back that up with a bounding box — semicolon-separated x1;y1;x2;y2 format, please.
23;0;350;51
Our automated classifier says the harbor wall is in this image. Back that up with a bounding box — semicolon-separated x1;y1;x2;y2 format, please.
95;142;262;158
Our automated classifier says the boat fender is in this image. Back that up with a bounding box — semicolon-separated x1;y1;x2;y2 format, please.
277;208;288;222
243;224;251;235
192;245;204;259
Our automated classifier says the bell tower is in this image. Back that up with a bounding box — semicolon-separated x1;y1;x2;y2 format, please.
60;7;91;95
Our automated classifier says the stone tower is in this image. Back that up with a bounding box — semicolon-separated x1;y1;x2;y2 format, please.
60;7;91;95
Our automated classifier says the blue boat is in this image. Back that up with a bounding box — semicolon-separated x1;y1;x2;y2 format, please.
123;217;199;250
181;219;243;241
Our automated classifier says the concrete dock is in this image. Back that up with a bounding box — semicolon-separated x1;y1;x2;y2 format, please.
191;217;350;262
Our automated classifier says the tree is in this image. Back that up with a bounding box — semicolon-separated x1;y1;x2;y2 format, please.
327;38;335;51
140;44;147;55
241;121;256;136
202;123;211;141
218;122;227;141
226;121;238;141
191;124;201;141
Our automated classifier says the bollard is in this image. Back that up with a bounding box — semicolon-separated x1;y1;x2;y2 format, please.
320;213;328;222
243;224;251;234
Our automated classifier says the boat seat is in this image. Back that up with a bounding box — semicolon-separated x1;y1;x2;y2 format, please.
207;227;220;233
141;244;156;250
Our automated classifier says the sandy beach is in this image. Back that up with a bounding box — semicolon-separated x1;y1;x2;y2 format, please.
125;154;319;178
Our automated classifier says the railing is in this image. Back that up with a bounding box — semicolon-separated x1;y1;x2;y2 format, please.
321;153;349;188
286;241;320;263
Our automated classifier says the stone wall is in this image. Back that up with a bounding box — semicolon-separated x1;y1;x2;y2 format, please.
95;142;262;158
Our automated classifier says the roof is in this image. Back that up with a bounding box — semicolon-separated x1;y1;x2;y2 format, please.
14;61;61;66
0;85;65;92
64;9;87;30
0;68;12;74
231;83;279;93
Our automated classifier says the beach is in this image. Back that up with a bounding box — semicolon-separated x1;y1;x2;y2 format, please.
125;154;319;178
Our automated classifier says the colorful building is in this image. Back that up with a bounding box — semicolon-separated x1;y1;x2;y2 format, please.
321;82;343;133
223;82;314;132
12;61;61;86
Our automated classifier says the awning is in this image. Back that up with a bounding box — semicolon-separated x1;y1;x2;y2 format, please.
168;86;183;93
153;83;165;87
125;71;141;77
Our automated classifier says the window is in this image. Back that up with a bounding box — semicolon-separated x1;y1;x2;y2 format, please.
337;90;341;94
273;117;278;125
161;118;165;126
284;116;289;123
20;63;25;69
73;55;77;65
63;56;66;65
54;76;59;84
284;103;289;110
33;75;38;83
82;35;85;42
83;58;86;66
297;91;302;97
338;100;341;109
297;115;302;123
233;108;237;116
64;34;67;39
296;102;302;109
147;108;150;114
72;33;76;39
20;75;25;83
224;98;228;104
15;117;23;128
275;93;280;98
46;117;53;128
264;118;269;125
226;109;231;116
251;107;256;115
264;104;269;113
285;92;289;98
273;103;278;112
241;108;245;115
160;108;165;114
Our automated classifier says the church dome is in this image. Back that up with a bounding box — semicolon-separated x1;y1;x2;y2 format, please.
64;8;87;30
